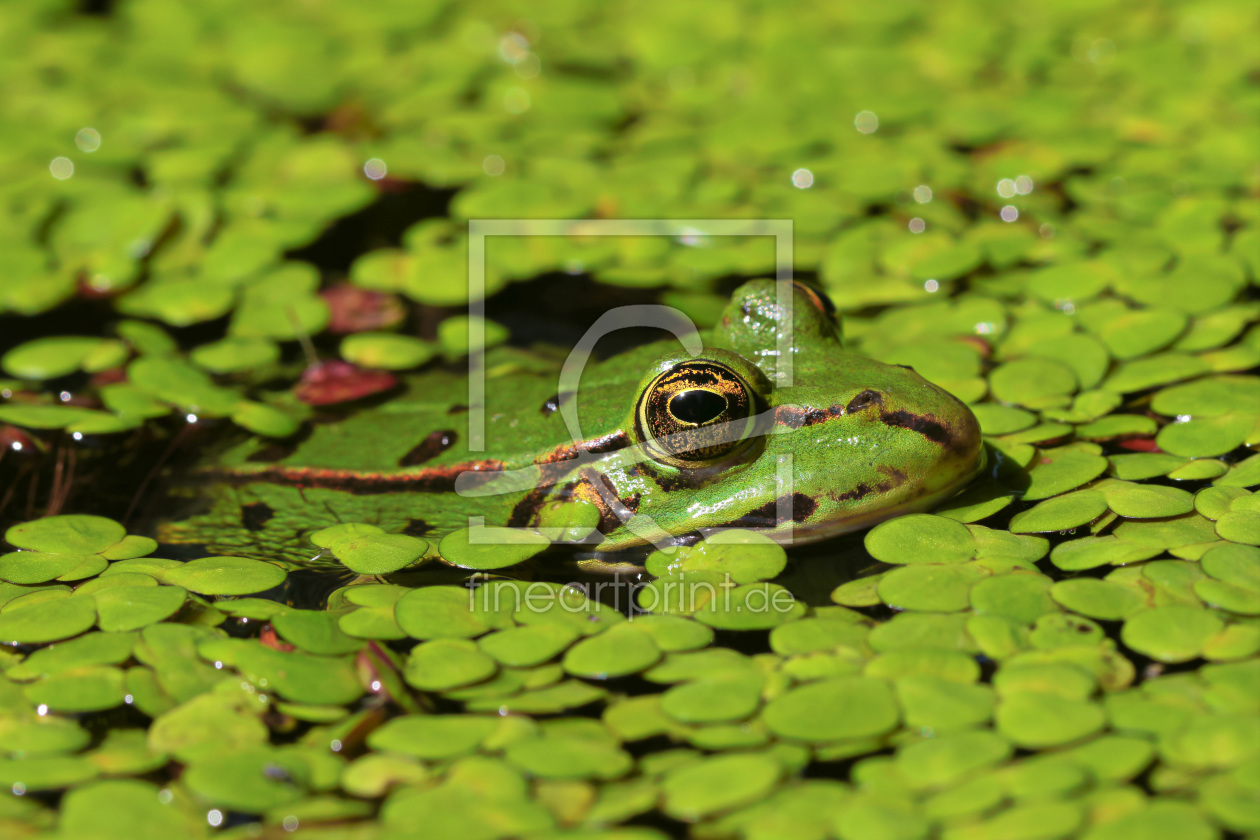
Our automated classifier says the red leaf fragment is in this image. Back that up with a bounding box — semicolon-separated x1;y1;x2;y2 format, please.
1117;438;1162;452
321;284;407;334
259;624;296;652
295;360;397;406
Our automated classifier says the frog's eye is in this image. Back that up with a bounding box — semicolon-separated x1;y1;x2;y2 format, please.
637;361;757;464
793;281;836;319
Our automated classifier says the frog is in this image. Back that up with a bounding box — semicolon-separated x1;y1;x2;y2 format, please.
161;279;984;563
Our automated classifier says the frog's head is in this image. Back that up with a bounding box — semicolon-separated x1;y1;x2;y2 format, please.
600;279;983;547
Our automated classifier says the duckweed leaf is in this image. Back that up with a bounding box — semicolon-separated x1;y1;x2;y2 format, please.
647;530;786;583
190;336;279;373
439;526;551;570
1217;511;1260;545
1121;605;1225;663
865;514;977;565
6;515;126;555
163;557;286;595
24;665;127;713
394;586;491;639
0;595;97;643
181;746;307;814
997;692;1105;748
503;731;632;781
1156;413;1253;458
894;676;995;731
1100;482;1195;518
405;639;498;691
763;677;899;741
564;624;661;679
877;564;989;612
0;551;95;584
660;671;765;724
661;753;781;821
478;624;579;668
340;332;437;370
1009;490;1107;534
366;715;498;760
329;532;427;575
231;401;302;438
271;610;362;655
989;358;1077;408
93;585;187;632
1051;579;1147;620
1022;447;1109;501
2;337;124;380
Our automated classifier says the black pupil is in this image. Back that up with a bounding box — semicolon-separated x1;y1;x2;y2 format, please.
669;389;728;425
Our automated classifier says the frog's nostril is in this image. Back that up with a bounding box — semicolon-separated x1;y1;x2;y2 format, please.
845;389;882;413
894;364;915;371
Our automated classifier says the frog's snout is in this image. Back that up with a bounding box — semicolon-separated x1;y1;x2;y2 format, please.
860;368;983;494
902;377;985;493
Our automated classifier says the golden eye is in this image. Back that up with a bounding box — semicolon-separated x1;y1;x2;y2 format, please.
636;361;756;463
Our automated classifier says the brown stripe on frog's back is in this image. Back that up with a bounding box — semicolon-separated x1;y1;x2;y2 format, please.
206;460;508;495
507;468;640;535
533;430;632;466
878;409;951;446
775;401;962;452
773;404;845;429
735;492;818;528
830;465;907;503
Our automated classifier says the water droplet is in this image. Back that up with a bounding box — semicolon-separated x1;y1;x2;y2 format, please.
483;155;505;176
363;158;388;180
50;157;74;180
791;168;814;189
854;110;879;134
75;128;101;152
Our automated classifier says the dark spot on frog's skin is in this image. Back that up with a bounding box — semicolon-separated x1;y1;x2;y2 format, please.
508;486;551;528
446;404;468;415
398;429;458;467
401;518;432;537
240;502;275;531
845;389;883;413
879;409;951;446
540;392;574;417
535;431;631;465
774;404;846;429
831;466;906;502
737;493;817;527
672;531;705;547
585;431;630;454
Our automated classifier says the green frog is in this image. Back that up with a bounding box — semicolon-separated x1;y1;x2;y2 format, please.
162;280;984;563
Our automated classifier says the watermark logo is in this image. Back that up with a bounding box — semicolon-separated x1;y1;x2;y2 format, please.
459;219;797;550
465;571;799;619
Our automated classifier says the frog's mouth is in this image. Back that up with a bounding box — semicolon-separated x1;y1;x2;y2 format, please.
754;444;988;546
